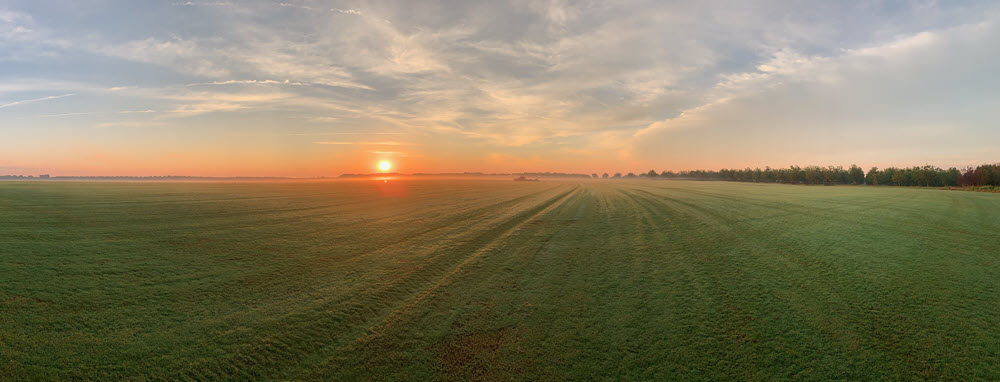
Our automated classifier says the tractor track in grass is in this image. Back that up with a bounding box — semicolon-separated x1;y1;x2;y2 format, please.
615;187;768;376
227;185;570;303
97;185;556;238
629;185;989;255
620;184;955;378
624;185;921;378
39;186;569;323
2;182;548;244
19;184;565;380
292;185;582;379
163;184;580;381
644;183;997;245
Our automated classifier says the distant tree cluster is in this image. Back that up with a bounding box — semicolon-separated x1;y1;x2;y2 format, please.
714;165;901;186
955;164;1000;187
863;166;962;187
598;163;1000;188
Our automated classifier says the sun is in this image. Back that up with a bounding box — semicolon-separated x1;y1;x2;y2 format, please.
378;161;391;171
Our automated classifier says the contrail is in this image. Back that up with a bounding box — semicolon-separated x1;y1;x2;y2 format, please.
0;93;77;109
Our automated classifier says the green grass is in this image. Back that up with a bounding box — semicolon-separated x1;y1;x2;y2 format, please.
2;179;1000;380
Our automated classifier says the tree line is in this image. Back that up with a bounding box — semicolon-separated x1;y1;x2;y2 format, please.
590;163;1000;187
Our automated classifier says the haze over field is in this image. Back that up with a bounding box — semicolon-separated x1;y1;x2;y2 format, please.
2;1;1000;176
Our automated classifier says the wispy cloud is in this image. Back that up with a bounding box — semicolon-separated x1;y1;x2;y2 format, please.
367;150;409;156
98;38;230;77
0;93;75;109
170;2;234;7
331;8;362;16
185;79;310;87
95;120;167;128
28;109;156;118
0;80;92;94
629;16;1000;167
314;141;417;146
35;111;98;118
289;132;408;136
279;3;313;10
161;91;293;116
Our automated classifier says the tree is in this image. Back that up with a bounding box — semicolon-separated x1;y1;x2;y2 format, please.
647;169;659;178
866;167;879;186
602;173;609;179
777;168;791;183
625;172;638;178
943;168;960;187
790;165;804;183
821;167;836;185
891;170;905;186
612;172;622;179
877;168;889;185
763;167;776;182
849;165;865;185
973;164;999;186
803;166;820;185
960;167;976;186
591;173;599;179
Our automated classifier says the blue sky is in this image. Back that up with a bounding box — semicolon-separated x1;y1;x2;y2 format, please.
1;1;998;176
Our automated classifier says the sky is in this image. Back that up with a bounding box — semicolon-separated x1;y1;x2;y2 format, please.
1;0;999;177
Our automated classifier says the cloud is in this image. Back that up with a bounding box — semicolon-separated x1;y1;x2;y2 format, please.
33;109;155;118
367;150;415;157
95;120;167;128
288;132;408;136
0;9;35;41
0;93;75;109
165;92;292;116
171;2;235;7
279;3;312;10
331;8;362;16
34;111;98;118
185;79;310;87
314;141;417;146
0;79;95;94
630;16;1000;168
96;35;372;89
99;38;230;77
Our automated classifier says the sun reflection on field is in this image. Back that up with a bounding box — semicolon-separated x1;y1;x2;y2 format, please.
374;177;407;197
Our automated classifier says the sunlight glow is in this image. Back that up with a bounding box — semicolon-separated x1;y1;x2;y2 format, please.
378;161;391;171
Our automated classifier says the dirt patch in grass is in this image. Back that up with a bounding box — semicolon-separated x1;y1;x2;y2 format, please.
434;327;533;381
2;293;50;309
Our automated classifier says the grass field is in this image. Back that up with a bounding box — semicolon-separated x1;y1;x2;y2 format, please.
2;179;1000;380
